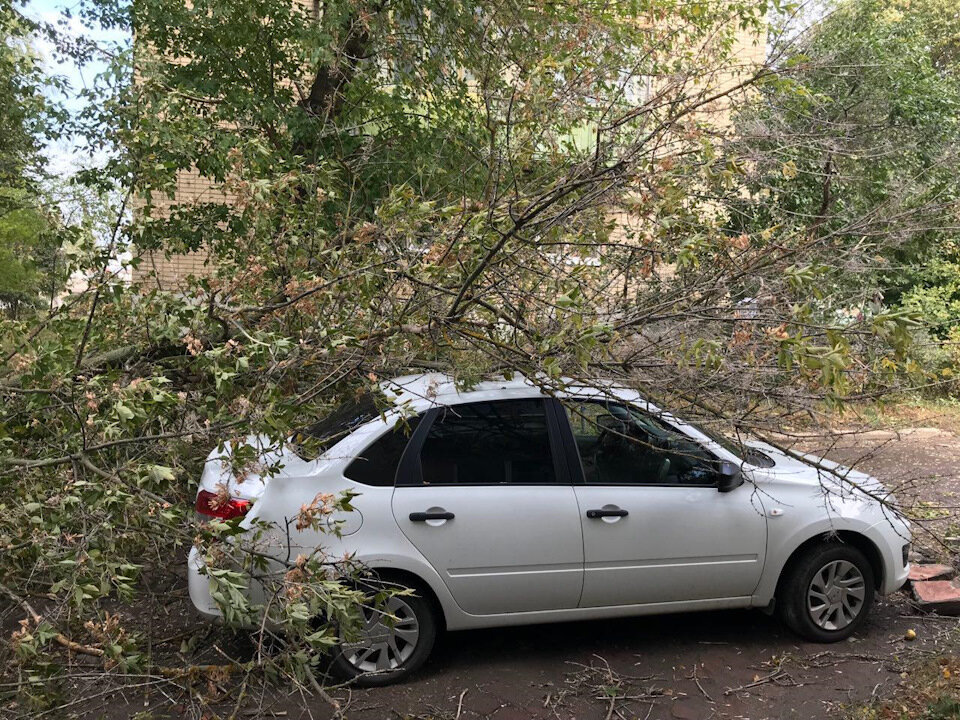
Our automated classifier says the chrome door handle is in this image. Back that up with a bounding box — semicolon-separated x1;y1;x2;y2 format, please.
409;511;455;522
586;507;628;519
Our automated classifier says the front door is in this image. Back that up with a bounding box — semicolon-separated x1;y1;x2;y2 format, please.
559;399;767;608
392;398;584;615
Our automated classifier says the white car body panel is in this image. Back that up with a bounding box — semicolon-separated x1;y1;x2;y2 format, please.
188;373;912;633
392;485;584;614
574;482;767;607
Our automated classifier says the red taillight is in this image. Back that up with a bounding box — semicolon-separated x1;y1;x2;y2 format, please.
195;489;251;519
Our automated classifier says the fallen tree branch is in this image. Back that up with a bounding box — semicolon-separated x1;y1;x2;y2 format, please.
0;581;104;658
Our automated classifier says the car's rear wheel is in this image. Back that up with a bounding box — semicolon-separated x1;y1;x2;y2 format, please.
330;580;437;686
778;542;875;642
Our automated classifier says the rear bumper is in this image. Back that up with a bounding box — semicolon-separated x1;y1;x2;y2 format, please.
187;546;223;622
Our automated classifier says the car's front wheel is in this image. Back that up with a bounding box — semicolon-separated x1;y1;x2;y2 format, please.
330;580;437;686
778;542;875;642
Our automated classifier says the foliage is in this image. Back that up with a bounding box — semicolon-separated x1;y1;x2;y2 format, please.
848;654;960;720
0;2;68;316
0;0;941;714
730;0;960;387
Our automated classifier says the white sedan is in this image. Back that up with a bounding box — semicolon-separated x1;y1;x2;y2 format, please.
188;374;911;685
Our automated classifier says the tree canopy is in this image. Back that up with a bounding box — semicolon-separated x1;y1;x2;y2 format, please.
731;0;960;369
0;2;68;316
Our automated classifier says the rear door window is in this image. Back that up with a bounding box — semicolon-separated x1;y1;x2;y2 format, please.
417;399;560;485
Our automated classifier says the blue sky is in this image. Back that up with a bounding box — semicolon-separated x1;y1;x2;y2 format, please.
22;0;129;173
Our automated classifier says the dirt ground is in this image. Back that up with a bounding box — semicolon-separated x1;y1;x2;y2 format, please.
12;424;960;720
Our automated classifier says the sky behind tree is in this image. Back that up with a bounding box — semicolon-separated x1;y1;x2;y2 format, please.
22;0;127;173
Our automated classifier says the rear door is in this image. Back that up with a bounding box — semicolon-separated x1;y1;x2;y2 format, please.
391;398;584;615
559;399;767;608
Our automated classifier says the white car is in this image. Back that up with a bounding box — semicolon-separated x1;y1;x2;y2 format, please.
188;374;911;685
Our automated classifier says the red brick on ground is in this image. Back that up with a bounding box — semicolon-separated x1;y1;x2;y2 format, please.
909;563;956;582
913;580;960;615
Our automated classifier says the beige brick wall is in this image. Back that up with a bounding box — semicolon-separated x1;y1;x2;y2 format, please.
132;168;231;290
131;0;317;290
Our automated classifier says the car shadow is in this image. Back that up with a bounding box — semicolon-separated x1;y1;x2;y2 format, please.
424;607;787;674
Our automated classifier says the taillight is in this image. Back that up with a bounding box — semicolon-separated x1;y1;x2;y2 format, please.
195;489;251;519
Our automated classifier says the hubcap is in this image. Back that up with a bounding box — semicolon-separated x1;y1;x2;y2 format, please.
807;559;866;631
342;596;420;674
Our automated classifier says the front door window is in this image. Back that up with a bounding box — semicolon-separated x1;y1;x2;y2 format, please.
564;401;720;486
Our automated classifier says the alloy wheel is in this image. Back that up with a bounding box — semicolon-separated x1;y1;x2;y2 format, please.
341;596;420;674
806;559;866;631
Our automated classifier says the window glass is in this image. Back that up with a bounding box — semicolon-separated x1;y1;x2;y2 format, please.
419;400;557;485
344;416;421;486
564;401;719;486
294;391;391;459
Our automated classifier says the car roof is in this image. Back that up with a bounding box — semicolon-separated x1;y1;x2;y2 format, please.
380;373;542;410
370;374;740;464
379;373;659;414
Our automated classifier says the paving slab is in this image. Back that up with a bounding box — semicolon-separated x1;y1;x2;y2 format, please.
909;563;957;582
913;579;960;615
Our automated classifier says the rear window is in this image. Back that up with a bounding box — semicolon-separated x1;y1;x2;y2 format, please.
344;416;421;486
294;391;392;459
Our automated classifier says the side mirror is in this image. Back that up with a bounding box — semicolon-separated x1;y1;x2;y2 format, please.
717;460;744;493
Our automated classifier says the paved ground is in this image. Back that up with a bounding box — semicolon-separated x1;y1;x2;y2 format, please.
309;599;952;720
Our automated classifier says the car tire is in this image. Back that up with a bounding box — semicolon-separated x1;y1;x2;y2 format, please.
329;578;437;687
778;542;875;643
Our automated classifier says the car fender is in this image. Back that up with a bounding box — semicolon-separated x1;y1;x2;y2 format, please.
753;514;883;604
348;551;464;629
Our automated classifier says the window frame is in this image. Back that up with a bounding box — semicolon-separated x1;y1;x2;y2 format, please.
394;398;573;487
553;398;723;489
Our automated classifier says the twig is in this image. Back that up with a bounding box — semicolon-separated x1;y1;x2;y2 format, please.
691;663;714;703
0;581;104;657
723;661;798;696
307;670;343;718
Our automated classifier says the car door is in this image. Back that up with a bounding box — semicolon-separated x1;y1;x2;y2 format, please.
558;399;767;608
391;398;584;615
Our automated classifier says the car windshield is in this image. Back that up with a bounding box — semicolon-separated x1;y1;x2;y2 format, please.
668;414;777;467
672;416;746;458
614;401;747;460
294;391;393;459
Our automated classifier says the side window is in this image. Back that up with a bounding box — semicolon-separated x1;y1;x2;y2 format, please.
563;401;719;486
344;416;421;486
418;399;558;485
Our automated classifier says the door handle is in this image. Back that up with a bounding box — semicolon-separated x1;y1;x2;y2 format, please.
409;511;455;522
586;507;628;519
